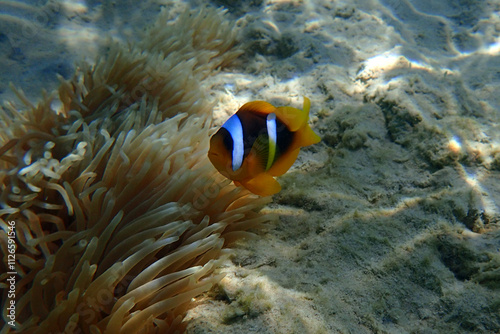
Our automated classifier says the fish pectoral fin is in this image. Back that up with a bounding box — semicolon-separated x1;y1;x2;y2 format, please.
251;134;270;168
240;173;281;196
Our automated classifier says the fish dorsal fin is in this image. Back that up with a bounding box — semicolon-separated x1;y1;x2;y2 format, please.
238;101;276;115
273;97;310;132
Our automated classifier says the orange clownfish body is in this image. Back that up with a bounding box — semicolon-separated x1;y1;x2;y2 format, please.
208;97;320;196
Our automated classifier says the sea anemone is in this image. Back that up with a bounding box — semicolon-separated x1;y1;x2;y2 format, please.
0;6;271;333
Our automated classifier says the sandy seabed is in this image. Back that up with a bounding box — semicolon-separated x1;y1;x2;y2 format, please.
1;0;499;333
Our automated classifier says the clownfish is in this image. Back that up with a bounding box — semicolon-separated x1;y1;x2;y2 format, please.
208;97;321;196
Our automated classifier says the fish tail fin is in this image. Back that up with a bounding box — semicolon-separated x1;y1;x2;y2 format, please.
296;121;321;147
296;96;320;145
302;96;311;117
288;97;320;149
